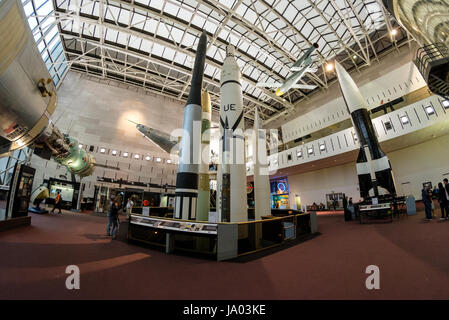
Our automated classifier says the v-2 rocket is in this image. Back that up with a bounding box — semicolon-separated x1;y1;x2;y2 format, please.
334;61;396;199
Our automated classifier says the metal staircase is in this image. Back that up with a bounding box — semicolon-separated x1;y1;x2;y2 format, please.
415;43;449;100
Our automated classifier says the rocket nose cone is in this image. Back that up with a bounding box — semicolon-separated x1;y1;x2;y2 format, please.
334;61;344;77
226;45;235;57
200;31;207;42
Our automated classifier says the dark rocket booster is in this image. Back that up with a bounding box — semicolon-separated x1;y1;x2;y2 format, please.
334;61;396;199
174;31;207;220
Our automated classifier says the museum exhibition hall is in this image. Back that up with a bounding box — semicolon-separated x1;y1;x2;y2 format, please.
1;0;449;302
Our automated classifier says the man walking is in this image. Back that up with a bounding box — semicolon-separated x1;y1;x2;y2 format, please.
51;191;62;214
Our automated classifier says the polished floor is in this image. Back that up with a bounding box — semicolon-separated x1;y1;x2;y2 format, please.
1;207;449;299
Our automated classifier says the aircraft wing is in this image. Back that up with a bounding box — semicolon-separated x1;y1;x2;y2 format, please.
291;84;317;90
256;82;283;88
290;66;318;73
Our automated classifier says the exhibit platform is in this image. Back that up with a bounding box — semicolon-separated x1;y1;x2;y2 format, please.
128;211;318;261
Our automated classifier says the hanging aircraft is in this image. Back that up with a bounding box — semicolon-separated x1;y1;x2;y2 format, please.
256;43;319;96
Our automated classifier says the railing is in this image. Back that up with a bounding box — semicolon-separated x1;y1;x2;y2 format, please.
415;43;449;80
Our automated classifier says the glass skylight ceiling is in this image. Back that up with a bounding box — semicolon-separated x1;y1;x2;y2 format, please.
22;0;68;86
50;0;407;125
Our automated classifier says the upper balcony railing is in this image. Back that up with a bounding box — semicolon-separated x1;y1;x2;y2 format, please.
415;43;449;81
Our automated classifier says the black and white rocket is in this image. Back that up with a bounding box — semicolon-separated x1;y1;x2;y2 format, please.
334;61;396;199
174;31;207;220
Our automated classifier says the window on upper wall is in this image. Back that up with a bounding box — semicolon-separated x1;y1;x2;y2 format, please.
442;100;449;109
307;147;314;155
400;115;409;125
384;121;393;131
425;105;435;115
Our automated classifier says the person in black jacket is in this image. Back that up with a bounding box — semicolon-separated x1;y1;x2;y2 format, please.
437;182;447;220
422;186;432;221
443;178;449;220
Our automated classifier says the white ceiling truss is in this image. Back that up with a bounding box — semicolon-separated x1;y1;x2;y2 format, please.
30;0;412;126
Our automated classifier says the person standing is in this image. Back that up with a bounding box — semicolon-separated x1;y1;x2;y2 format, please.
107;201;119;238
343;196;350;221
51;191;62;214
125;198;134;217
422;186;432;221
437;182;447;221
443;179;449;220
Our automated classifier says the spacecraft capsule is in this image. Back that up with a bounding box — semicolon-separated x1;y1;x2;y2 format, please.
0;0;95;178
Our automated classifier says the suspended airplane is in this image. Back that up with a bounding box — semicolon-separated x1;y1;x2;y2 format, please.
256;43;319;96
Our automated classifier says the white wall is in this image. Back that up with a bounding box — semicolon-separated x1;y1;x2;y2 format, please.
287;133;449;207
266;95;449;173
30;72;185;197
281;61;426;143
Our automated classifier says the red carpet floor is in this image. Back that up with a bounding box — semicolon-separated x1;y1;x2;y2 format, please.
1;208;449;300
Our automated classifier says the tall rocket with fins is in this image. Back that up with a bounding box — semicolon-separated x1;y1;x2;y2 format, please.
334;61;396;199
252;107;271;220
219;45;247;222
174;31;207;220
196;89;211;221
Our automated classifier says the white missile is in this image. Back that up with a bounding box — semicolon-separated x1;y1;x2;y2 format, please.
196;90;211;221
219;45;247;222
252;108;271;220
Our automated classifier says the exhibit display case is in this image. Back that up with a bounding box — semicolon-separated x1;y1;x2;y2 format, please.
128;211;317;261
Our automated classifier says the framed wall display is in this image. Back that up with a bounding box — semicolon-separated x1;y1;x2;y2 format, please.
422;182;432;189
